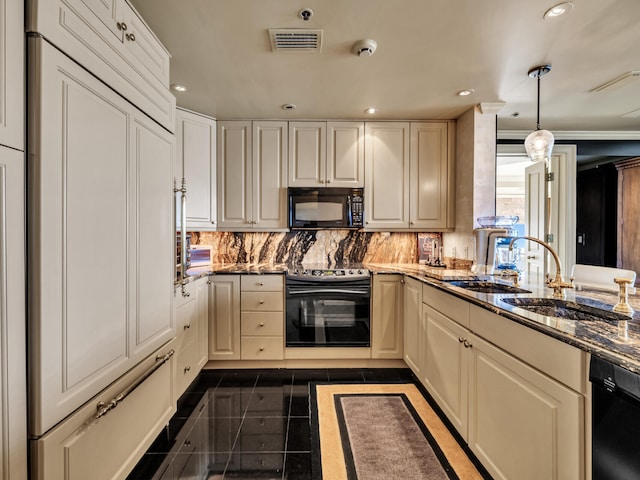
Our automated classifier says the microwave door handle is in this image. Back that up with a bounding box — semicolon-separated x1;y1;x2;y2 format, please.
288;288;369;295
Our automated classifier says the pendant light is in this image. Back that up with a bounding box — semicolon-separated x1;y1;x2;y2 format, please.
524;64;554;163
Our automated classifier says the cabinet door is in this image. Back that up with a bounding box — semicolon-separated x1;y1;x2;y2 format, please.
209;275;241;360
29;39;131;435
402;276;423;377
327;122;364;187
61;0;125;42
468;334;583;480
423;305;469;439
130;114;175;359
177;109;217;230
288;122;326;187
217;121;252;229
196;277;210;369
0;0;24;150
253;121;288;229
0;146;27;478
121;2;171;84
371;275;403;359
410;122;454;229
364;122;410;229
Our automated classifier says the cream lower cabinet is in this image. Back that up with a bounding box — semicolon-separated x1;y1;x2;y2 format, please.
0;146;28;478
371;274;403;359
240;275;284;360
402;276;423;377
422;284;585;480
29;38;174;436
209;275;241;360
174;276;210;397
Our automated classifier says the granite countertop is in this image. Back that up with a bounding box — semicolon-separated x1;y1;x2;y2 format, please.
181;261;640;375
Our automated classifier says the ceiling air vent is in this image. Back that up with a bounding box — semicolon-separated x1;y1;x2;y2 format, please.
268;29;323;53
590;71;640;93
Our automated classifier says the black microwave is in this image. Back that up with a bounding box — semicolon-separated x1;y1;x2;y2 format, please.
288;187;364;229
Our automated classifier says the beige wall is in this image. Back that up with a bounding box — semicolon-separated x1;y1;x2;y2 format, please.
443;105;497;264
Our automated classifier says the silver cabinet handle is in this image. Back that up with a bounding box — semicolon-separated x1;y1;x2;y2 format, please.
458;337;465;343
184;323;191;330
259;299;265;304
258;282;264;286
184;365;191;373
259;322;264;327
126;33;136;42
463;340;473;348
259;347;264;351
117;22;128;31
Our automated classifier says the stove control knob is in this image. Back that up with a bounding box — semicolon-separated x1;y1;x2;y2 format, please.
358;270;364;275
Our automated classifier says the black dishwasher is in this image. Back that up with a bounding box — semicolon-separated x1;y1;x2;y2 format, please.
590;356;640;480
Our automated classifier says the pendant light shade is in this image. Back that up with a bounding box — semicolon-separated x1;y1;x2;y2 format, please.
525;65;554;162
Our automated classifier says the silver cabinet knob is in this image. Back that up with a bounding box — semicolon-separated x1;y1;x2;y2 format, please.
259;322;264;327
184;323;191;330
258;282;264;286
117;22;128;31
125;33;136;42
184;365;191;373
259;347;264;351
259;299;265;304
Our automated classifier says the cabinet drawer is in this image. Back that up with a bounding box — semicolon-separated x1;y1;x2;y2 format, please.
469;305;587;393
176;342;198;396
174;281;197;309
33;343;176;480
241;311;283;336
175;301;198;352
241;337;283;360
241;275;283;292
423;284;470;328
241;292;283;311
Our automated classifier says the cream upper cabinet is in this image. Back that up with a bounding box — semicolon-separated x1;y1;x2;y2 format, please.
371;274;404;359
209;275;241;361
327;122;364;187
217;121;288;231
0;0;24;150
28;38;174;436
402;276;423;377
27;0;175;131
364;122;410;229
176;108;217;230
288;122;326;187
409;122;455;229
289;121;364;187
365;121;454;230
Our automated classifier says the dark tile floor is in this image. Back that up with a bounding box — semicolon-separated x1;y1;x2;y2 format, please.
127;368;416;480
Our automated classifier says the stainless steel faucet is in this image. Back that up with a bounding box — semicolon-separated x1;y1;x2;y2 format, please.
508;236;574;298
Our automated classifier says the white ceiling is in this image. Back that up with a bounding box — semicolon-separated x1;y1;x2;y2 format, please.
131;0;640;132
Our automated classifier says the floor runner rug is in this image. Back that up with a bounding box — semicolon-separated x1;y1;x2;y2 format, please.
313;383;488;480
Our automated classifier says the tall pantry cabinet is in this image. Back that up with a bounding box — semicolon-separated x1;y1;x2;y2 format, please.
0;0;28;477
27;0;177;477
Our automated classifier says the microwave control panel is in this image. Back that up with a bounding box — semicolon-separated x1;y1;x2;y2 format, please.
351;189;364;227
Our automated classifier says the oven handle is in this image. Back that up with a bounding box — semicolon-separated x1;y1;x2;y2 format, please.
288;288;370;296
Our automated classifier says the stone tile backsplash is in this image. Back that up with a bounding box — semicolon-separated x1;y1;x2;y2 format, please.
190;230;442;266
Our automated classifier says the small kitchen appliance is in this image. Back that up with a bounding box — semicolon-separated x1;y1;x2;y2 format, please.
471;216;519;275
288;187;364;229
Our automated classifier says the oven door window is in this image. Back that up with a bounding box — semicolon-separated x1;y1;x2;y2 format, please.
286;287;370;347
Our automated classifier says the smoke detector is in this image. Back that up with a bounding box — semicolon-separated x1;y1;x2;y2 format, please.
353;39;377;57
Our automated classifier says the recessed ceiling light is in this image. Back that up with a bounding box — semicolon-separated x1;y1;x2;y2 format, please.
457;89;475;97
365;107;377;114
171;84;188;93
543;2;573;19
282;104;297;111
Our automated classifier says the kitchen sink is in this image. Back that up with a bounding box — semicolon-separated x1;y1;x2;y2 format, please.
500;297;631;322
446;280;532;294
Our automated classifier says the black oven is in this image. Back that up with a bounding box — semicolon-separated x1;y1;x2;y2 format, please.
285;269;370;347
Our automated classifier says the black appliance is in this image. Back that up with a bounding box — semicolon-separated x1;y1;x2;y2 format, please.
288;187;364;229
285;268;370;347
590;355;640;479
